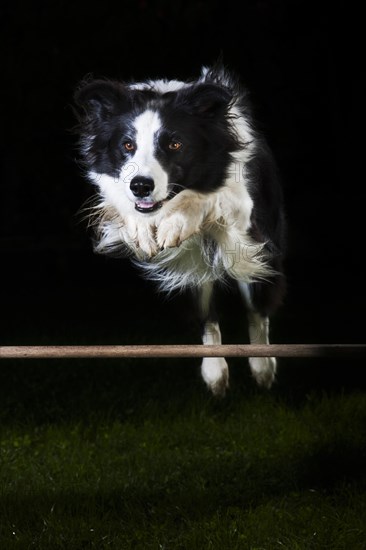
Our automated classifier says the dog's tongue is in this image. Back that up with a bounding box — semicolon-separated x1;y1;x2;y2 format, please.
135;200;163;213
136;201;156;209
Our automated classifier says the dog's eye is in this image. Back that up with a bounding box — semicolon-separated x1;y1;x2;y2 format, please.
168;141;182;151
124;141;135;152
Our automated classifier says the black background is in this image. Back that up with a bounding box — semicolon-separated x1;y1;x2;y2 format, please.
1;1;364;355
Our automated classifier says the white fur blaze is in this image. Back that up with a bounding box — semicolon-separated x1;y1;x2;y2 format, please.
125;110;169;204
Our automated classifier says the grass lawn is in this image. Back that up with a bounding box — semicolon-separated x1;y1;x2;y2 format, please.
0;357;366;549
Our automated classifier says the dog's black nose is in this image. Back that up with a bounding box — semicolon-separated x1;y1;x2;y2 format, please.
130;176;155;198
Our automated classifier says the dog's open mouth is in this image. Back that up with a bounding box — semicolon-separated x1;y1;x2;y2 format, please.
135;200;164;214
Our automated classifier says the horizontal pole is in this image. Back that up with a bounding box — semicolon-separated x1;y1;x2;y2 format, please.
0;344;365;360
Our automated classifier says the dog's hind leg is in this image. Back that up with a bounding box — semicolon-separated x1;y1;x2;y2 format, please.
238;279;283;388
196;281;229;397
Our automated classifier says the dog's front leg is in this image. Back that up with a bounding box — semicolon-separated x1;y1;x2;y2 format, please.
156;190;217;249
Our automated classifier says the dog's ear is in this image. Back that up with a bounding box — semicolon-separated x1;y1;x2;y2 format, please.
177;83;233;117
74;80;128;120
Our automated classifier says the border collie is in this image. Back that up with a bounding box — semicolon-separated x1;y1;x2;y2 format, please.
74;65;286;396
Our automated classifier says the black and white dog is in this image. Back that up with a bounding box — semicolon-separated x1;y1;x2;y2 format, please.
74;65;286;396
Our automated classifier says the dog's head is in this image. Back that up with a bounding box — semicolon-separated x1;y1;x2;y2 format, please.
74;73;241;216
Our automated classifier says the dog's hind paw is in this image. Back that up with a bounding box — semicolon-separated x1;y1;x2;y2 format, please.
201;357;229;398
249;357;277;389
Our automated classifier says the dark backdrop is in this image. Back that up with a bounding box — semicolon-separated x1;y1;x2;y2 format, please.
1;1;364;353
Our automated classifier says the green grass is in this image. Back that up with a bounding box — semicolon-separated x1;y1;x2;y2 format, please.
0;359;366;549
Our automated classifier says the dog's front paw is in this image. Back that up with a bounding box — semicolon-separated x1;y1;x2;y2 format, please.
156;212;201;249
123;217;158;258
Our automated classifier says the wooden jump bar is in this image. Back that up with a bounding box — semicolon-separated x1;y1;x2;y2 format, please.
0;344;365;360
